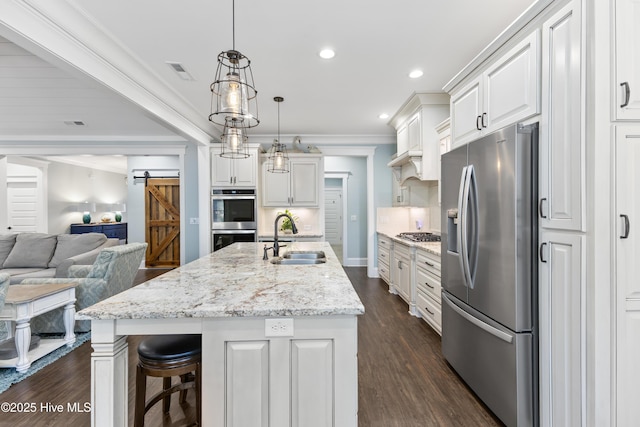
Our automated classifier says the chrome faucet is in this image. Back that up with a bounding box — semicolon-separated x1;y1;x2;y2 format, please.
273;213;298;257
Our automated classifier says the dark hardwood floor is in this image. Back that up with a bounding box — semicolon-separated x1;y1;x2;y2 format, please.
0;267;502;426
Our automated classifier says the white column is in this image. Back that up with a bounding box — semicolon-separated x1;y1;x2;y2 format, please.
90;320;128;427
63;298;76;346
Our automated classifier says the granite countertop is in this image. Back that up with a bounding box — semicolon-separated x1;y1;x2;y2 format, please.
77;242;364;321
378;231;442;257
258;233;324;239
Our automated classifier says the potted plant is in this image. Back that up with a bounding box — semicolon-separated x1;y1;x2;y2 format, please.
278;209;298;233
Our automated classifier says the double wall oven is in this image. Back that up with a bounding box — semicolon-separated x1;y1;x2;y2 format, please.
211;188;257;251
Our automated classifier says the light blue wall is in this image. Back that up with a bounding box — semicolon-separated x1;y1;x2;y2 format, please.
374;144;395;208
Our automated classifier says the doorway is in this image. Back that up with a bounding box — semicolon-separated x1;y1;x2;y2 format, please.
324;185;343;263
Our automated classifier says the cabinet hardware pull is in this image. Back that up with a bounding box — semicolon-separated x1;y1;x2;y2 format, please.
476;115;482;131
425;306;434;316
539;198;547;218
398;260;402;269
425;282;434;289
621;82;630;108
481;112;487;128
621;214;630;239
539;242;548;263
424;260;434;267
380;253;386;258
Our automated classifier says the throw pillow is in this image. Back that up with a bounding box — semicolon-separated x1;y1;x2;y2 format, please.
2;233;57;268
48;233;108;267
0;234;17;266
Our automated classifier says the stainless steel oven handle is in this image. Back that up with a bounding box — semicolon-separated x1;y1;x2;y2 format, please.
211;196;257;200
212;229;257;235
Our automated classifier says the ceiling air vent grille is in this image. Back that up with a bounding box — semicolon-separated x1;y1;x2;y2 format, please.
166;62;194;81
64;120;85;126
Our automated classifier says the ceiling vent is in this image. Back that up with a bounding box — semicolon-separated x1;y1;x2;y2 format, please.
166;62;194;80
64;120;85;126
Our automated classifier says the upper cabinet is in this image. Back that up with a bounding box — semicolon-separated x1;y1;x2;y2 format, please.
450;30;540;148
539;1;585;232
388;93;449;182
211;146;259;188
615;0;640;120
261;154;321;207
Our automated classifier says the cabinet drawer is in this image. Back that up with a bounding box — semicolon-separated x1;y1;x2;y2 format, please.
416;268;441;302
378;259;390;283
416;250;441;278
378;247;390;264
417;292;442;333
394;242;410;258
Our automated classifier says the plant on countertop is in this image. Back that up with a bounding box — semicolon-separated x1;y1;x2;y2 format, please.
278;209;299;232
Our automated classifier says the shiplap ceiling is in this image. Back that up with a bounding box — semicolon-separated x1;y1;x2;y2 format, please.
0;0;536;146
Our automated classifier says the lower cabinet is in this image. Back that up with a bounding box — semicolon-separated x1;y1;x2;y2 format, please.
377;234;392;285
538;230;584;427
392;242;411;305
414;248;442;335
204;316;358;427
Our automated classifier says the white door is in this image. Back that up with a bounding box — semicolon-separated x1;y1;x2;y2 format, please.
7;180;39;232
324;188;342;245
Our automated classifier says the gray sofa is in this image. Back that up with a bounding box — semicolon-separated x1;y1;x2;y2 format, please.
0;232;118;284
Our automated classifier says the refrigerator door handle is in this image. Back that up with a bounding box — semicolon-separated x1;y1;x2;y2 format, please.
467;165;479;289
443;294;514;344
457;166;470;288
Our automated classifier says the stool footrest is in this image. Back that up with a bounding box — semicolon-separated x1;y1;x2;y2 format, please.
144;381;196;414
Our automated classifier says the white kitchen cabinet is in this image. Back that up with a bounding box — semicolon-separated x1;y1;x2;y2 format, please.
538;230;584;427
261;155;321;207
450;30;540;148
388;93;449;182
435;118;451;205
615;0;640;120
377;233;392;286
538;3;587;426
211;148;258;187
615;126;640;425
539;2;585;232
391;241;411;306
415;248;442;335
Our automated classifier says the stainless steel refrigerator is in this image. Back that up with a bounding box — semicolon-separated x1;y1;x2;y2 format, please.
441;123;538;427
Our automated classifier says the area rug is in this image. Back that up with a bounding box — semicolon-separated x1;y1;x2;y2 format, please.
0;332;91;394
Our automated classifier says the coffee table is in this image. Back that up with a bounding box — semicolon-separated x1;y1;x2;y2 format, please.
0;283;76;372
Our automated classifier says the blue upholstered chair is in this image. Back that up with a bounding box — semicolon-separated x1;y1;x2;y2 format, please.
19;242;147;334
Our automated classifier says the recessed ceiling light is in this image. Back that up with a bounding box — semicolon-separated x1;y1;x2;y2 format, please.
378;113;389;119
409;70;423;79
319;49;335;59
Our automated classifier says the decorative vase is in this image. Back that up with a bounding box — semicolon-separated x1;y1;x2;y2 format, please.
115;212;122;222
82;213;91;224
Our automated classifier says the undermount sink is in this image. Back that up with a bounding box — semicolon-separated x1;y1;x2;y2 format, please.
270;251;327;265
282;251;326;259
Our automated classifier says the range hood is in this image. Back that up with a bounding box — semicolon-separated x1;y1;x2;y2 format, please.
387;150;423;184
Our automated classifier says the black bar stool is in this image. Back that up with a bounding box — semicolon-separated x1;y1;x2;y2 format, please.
134;334;202;427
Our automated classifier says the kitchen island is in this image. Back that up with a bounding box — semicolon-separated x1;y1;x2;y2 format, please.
77;242;364;427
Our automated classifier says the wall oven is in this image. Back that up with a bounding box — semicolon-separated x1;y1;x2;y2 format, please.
211;188;257;251
211;188;257;230
212;230;257;252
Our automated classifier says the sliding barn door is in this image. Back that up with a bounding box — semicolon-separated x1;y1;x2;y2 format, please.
145;178;180;267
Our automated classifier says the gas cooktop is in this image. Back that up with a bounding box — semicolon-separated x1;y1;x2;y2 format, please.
396;232;441;242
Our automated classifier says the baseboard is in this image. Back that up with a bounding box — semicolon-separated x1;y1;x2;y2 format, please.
343;257;367;267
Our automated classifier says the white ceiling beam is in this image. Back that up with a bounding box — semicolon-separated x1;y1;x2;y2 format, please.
0;0;214;146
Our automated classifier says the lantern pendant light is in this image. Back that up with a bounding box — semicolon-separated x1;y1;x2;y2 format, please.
267;96;289;173
209;0;259;158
